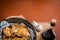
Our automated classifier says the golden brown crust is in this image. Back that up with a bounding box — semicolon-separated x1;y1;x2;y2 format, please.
2;24;30;40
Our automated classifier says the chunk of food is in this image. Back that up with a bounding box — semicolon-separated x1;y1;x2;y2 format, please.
3;27;11;37
2;24;30;40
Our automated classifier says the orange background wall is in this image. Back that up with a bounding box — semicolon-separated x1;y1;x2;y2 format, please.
0;0;60;40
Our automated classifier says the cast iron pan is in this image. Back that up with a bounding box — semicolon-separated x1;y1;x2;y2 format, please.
0;18;36;40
